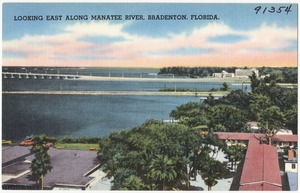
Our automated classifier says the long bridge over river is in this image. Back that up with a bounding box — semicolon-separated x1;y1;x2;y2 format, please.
2;72;80;80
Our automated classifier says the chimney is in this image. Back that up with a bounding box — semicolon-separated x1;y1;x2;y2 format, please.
288;149;294;161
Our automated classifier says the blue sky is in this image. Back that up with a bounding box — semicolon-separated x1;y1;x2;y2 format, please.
2;3;298;67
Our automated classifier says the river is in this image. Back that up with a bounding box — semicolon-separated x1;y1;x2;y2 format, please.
2;68;248;142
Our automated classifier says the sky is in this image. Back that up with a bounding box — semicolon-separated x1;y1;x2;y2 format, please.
2;3;298;68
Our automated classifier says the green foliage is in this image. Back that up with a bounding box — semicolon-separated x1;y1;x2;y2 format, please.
120;175;147;190
170;102;209;127
224;144;246;170
257;106;285;133
55;143;99;150
220;82;230;91
158;66;237;77
261;67;297;83
249;94;273;120
250;75;297;111
59;136;101;144
150;155;177;190
199;157;229;191
213;89;250;111
208;105;247;132
98;120;226;190
284;105;298;134
30;134;53;189
249;71;261;92
159;66;297;83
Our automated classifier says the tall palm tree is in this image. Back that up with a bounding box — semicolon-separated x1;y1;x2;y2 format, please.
150;155;177;190
30;134;54;190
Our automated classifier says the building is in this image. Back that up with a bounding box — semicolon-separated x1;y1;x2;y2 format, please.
212;70;235;78
2;146;101;190
284;149;298;173
214;132;298;191
214;132;297;148
235;68;259;77
239;140;282;191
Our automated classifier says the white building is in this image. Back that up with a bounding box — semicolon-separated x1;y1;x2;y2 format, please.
212;70;234;78
235;68;259;77
284;149;298;173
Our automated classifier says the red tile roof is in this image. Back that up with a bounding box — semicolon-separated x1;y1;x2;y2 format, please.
214;132;298;142
239;140;282;191
239;183;282;191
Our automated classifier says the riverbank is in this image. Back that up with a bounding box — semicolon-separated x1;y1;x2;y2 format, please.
79;75;250;83
2;90;230;97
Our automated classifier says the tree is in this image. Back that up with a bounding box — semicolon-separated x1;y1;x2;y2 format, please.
249;94;273;120
170;102;209;128
121;175;147;190
98;121;228;190
257;106;285;145
284;104;298;134
208;105;247;132
199;157;229;191
220;82;229;91
216;89;250;111
150;155;177;190
224;144;246;170
30;134;54;190
249;71;261;92
203;93;218;106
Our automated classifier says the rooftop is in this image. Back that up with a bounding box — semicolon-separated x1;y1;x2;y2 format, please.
2;146;31;165
239;140;282;191
3;147;99;189
214;132;298;142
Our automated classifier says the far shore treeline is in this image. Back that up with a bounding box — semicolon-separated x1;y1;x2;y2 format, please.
158;66;297;83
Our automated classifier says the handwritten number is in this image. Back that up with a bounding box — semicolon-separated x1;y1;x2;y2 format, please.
255;4;292;15
285;5;292;15
268;7;275;13
263;7;267;14
277;6;285;13
255;6;261;14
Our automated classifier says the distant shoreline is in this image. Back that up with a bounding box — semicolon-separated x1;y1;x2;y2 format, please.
79;75;250;82
2;90;229;97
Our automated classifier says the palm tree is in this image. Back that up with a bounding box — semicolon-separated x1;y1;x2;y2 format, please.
30;134;54;190
121;175;146;190
150;155;177;190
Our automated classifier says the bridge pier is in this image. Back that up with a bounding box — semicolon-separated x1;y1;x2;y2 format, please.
2;72;81;80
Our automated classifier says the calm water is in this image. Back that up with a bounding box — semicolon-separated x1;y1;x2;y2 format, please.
2;93;200;141
2;68;248;142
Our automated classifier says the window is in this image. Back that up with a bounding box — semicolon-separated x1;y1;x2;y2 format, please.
292;164;296;169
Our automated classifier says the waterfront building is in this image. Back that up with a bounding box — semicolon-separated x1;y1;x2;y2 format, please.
212;70;235;78
235;68;259;77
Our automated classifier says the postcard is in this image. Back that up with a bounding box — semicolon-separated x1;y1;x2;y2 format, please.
2;1;298;191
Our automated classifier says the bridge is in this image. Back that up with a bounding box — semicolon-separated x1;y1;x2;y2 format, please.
2;72;80;80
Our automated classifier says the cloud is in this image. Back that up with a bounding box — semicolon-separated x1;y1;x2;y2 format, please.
3;21;297;67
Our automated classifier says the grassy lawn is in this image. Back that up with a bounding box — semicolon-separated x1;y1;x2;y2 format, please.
55;143;99;151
